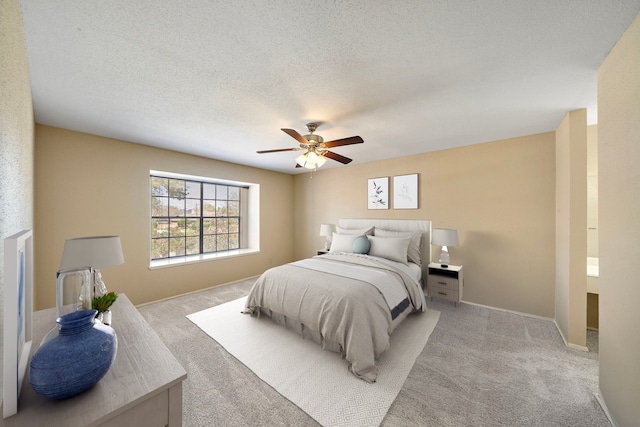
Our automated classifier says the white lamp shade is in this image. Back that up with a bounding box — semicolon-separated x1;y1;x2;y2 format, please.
59;236;124;270
432;228;459;247
312;153;327;168
296;151;327;169
295;153;307;167
319;224;336;237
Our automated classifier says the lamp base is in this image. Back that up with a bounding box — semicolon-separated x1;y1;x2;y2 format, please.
438;246;451;268
325;237;332;251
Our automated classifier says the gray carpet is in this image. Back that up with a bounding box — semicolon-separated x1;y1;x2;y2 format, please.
137;278;609;427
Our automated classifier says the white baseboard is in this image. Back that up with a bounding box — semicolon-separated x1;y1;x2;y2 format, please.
136;275;260;307
595;390;617;427
552;320;589;352
461;300;554;322
461;300;590;351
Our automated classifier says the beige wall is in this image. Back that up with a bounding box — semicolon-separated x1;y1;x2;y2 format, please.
293;132;557;318
554;109;587;349
34;125;294;309
0;0;35;410
598;12;640;427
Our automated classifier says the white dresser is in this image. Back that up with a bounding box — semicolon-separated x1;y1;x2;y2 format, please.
1;294;187;427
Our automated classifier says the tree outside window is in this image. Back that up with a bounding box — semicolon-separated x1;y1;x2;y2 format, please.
151;175;242;260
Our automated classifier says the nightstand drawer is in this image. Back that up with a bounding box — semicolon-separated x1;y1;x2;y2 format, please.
428;287;459;302
429;275;458;290
426;263;463;306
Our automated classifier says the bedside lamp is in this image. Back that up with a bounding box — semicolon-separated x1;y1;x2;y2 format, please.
432;228;459;268
319;224;336;250
58;236;124;321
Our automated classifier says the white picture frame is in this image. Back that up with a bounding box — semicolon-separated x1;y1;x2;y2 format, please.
3;230;33;418
367;177;389;209
393;174;419;209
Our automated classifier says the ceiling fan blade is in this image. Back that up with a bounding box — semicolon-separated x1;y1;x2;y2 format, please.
324;151;353;164
281;128;309;145
256;147;301;154
295;163;302;168
322;136;363;148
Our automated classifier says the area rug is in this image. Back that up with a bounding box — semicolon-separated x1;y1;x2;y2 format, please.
187;297;440;427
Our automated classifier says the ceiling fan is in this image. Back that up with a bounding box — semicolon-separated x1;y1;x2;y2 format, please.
257;123;364;169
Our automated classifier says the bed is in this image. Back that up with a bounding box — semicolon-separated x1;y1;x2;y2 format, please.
243;219;431;382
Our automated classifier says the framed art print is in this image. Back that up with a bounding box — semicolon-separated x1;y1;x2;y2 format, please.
3;230;33;418
393;174;418;209
367;177;389;209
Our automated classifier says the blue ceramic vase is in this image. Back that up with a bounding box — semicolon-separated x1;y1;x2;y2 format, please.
30;309;118;400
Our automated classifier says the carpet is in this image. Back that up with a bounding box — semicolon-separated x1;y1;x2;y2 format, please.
187;297;440;427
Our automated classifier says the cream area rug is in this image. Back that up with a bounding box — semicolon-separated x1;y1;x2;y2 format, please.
187;297;440;427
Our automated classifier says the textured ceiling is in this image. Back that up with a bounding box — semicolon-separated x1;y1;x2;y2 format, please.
19;1;640;174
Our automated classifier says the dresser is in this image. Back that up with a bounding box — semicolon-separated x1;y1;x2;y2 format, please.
426;263;463;306
1;294;187;427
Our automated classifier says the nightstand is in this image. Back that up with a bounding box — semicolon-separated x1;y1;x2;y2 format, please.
317;250;329;255
427;263;463;306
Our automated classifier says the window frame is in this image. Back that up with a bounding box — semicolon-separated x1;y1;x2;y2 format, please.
149;171;260;269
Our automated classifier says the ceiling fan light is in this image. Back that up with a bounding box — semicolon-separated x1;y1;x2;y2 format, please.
296;151;327;169
306;151;327;169
306;151;319;163
295;153;308;167
303;155;318;169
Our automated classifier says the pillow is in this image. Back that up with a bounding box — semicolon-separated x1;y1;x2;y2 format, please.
374;228;423;265
336;226;374;236
352;235;371;254
366;235;411;265
329;232;360;252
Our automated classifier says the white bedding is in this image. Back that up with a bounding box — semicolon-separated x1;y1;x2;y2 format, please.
318;252;422;282
244;253;425;382
295;257;409;312
243;218;432;382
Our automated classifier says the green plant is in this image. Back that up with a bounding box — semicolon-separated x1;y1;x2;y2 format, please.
92;291;118;314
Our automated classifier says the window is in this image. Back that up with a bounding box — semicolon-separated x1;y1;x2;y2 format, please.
150;174;246;261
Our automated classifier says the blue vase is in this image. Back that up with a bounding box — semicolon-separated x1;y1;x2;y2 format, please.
30;309;118;400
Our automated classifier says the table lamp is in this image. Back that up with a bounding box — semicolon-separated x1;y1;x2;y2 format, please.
431;228;459;268
58;236;124;320
319;224;336;250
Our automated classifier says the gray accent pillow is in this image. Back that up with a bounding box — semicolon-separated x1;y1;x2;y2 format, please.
366;235;411;265
330;233;360;252
336;226;374;236
374;228;422;266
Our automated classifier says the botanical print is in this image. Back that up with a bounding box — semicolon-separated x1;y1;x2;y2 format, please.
368;177;389;209
393;174;418;209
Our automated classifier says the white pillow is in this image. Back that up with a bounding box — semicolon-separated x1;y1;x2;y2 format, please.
329;233;360;252
374;229;423;266
336;226;374;236
366;235;411;265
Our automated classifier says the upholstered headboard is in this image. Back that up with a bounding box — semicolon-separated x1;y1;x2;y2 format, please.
338;218;431;281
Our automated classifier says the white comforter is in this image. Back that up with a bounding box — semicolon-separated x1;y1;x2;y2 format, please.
243;253;426;382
